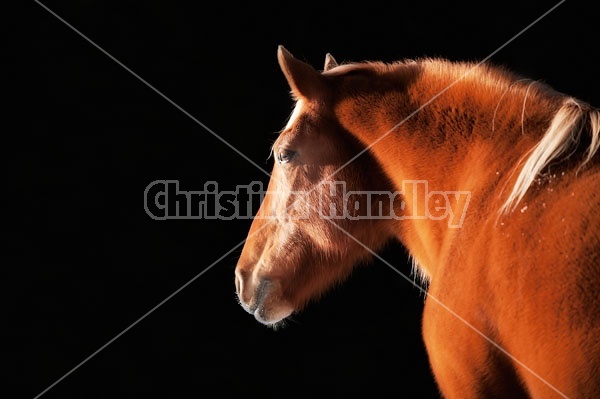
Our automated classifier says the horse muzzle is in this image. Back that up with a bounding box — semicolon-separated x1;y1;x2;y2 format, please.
235;270;294;326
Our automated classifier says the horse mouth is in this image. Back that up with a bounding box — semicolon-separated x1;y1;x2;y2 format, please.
237;278;294;327
237;298;293;327
252;303;293;326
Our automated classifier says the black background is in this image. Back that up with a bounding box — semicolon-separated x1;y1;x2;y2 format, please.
25;1;597;398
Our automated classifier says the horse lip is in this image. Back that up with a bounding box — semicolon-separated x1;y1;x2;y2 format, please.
253;306;268;324
239;298;273;325
238;299;255;315
253;303;292;326
241;304;268;324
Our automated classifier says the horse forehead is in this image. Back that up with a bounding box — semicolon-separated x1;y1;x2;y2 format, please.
278;100;324;147
278;99;347;156
283;99;339;139
284;99;309;130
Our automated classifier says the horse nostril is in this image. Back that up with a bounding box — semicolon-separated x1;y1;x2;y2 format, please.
254;278;272;306
235;270;277;314
235;270;244;297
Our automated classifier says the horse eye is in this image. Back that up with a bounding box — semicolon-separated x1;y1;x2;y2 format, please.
277;149;296;164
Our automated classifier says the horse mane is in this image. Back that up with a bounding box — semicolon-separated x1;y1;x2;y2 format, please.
324;57;600;215
499;98;600;214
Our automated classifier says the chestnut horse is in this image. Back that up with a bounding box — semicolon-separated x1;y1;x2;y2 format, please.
235;46;600;398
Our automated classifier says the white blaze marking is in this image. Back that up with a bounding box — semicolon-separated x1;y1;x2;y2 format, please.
285;99;305;130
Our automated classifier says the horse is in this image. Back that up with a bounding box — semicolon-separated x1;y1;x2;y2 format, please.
234;46;600;398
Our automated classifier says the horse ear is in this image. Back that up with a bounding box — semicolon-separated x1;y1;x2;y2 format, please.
324;53;338;71
278;45;327;100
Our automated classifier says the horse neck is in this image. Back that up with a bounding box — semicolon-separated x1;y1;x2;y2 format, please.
335;63;563;278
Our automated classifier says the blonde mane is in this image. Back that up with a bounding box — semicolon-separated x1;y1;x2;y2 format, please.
499;98;600;214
